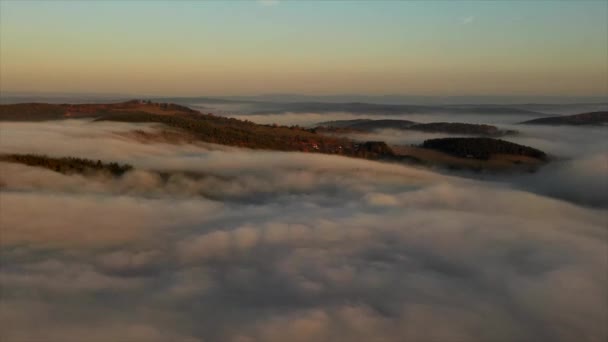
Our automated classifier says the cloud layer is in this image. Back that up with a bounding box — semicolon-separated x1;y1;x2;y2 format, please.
0;120;606;342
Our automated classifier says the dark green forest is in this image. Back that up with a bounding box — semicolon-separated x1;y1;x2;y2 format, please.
1;154;133;176
421;138;547;160
408;122;509;136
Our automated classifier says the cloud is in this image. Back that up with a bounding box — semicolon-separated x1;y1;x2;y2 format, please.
461;16;474;25
320;119;608;208
0;119;606;341
510;153;608;207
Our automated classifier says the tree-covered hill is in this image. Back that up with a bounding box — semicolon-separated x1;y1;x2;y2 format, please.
407;122;515;136
0;100;197;121
520;111;608;126
315;119;515;136
0;154;133;176
94;111;396;159
421;138;546;160
0;100;397;159
317;119;417;131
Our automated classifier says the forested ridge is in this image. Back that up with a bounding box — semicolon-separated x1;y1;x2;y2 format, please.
96;112;396;159
0;100;198;121
521;111;608;126
0;154;133;176
315;119;515;136
421;138;547;160
407;122;513;136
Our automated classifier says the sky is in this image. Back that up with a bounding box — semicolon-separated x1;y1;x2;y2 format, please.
1;0;607;96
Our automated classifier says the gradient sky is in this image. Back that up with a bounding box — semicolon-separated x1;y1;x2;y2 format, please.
1;0;606;96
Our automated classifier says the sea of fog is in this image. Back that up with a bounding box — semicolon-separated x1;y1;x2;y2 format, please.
0;114;606;341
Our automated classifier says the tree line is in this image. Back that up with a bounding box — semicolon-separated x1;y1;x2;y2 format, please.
421;138;546;160
1;154;133;176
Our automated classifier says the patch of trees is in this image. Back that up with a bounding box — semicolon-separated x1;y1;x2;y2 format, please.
347;119;417;131
521;111;608;126
408;122;502;136
122;100;198;113
352;141;395;158
97;111;319;150
315;119;516;136
421;138;546;160
315;119;415;132
0;154;133;176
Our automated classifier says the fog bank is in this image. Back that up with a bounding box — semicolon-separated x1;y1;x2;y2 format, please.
1;120;606;342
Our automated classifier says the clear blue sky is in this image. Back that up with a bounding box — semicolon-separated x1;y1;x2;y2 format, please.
1;0;606;96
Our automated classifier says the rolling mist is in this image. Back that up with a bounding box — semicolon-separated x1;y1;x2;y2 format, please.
1;119;606;342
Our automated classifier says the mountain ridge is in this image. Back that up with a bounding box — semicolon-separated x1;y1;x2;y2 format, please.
520;111;608;126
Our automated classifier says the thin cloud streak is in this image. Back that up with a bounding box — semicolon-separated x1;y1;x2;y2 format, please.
461;16;475;25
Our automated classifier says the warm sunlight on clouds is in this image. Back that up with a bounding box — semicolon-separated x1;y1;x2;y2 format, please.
1;1;607;340
1;120;606;341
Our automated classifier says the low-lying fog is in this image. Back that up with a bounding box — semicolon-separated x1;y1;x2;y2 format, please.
0;119;606;342
223;110;608;207
225;111;545;126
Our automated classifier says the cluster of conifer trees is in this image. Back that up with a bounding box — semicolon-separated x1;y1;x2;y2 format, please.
422;138;546;160
0;154;133;176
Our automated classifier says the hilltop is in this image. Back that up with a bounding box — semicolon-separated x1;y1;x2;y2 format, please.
390;137;547;172
0;100;396;160
420;137;546;160
521;111;608;126
0;100;197;121
244;101;548;116
316;119;515;136
315;119;416;132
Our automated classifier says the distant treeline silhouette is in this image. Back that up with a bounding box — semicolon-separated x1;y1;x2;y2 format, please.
421;138;546;160
521;111;608;126
408;122;513;136
0;154;133;176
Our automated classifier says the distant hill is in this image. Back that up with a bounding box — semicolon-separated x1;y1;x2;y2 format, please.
0;100;198;121
0;103;69;121
317;119;417;130
157;94;607;106
520;111;608;126
407;122;516;136
391;144;545;172
247;102;547;116
421;137;547;160
316;119;377;128
0;100;397;160
494;103;608;115
316;119;515;136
